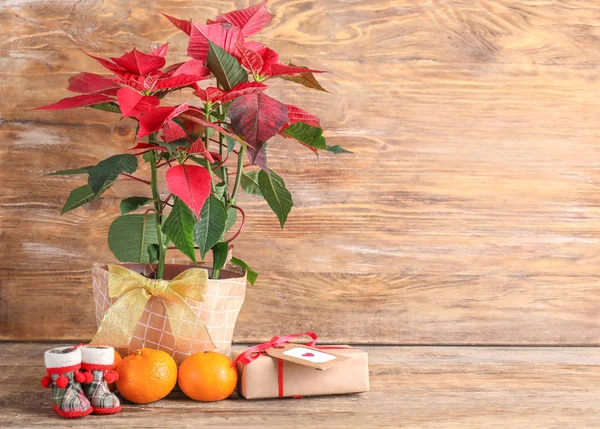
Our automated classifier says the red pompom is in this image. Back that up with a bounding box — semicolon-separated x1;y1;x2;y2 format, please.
41;375;51;388
55;375;68;389
75;371;86;383
84;371;94;384
104;371;117;384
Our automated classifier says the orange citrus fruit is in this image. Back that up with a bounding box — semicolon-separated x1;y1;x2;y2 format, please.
178;351;238;402
107;350;122;392
116;348;177;404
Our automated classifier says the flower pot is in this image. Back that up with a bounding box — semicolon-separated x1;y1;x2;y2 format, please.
91;263;246;363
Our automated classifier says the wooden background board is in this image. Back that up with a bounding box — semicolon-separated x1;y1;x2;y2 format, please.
1;0;600;344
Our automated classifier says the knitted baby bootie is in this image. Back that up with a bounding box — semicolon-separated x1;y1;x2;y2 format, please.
80;345;121;415
42;346;92;418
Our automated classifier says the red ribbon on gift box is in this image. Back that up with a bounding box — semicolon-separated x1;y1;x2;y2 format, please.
233;332;346;398
233;332;317;366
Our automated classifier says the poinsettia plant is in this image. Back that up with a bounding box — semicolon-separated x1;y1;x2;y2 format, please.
35;1;350;282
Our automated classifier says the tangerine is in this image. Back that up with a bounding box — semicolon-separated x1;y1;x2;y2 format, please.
116;348;177;404
178;351;238;402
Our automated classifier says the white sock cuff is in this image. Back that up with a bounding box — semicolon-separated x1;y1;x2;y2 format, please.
81;345;115;365
44;346;82;369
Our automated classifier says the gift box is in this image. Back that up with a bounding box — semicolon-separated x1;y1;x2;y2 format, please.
232;333;369;399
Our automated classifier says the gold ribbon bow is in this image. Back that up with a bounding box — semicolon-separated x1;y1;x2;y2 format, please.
91;265;216;352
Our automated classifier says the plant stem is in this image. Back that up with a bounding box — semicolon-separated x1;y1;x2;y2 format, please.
212;261;220;280
230;144;246;204
204;105;212;153
148;147;166;279
217;103;228;197
203;106;217;195
122;173;151;185
226;205;246;243
205;104;221;280
211;153;229;171
160;193;173;210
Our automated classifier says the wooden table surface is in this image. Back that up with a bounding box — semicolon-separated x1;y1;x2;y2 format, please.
1;343;599;428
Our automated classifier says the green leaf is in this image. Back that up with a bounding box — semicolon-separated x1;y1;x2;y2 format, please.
230;256;258;285
225;206;238;233
206;40;248;91
89;102;122;114
157;138;189;153
147;244;160;264
219;166;228;182
120;196;153;215
162;198;197;263
258;169;293;228
188;155;206;166
225;135;237;154
215;182;228;201
189;156;225;180
142;148;173;164
61;185;96;214
161;152;176;162
108;214;159;263
209;110;224;122
88;154;138;195
47;166;93;176
282;122;326;150
212;242;229;274
280;63;329;93
193;196;227;259
326;145;353;154
241;171;262;195
220;101;231;116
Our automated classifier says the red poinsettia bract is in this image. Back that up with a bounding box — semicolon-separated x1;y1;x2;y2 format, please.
37;0;350;281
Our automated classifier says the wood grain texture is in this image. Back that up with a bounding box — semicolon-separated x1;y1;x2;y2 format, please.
2;343;600;428
2;1;600;343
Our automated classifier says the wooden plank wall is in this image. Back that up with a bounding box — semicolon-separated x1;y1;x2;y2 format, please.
1;0;600;345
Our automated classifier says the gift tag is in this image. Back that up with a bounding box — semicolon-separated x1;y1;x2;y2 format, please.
265;343;350;370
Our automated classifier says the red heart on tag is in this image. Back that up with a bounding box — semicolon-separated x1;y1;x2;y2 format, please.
302;352;315;357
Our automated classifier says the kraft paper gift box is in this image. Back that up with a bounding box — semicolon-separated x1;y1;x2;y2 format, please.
232;344;369;399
